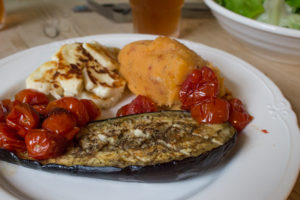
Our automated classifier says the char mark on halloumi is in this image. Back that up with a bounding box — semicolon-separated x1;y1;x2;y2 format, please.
26;41;126;109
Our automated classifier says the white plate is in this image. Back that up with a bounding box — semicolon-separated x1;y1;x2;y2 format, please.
0;34;299;200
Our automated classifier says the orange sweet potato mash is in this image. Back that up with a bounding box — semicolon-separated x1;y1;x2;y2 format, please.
118;37;225;107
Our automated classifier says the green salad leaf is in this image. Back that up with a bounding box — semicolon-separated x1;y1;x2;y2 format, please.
285;0;300;10
215;0;225;6
280;14;300;29
215;0;300;30
257;0;284;25
257;0;300;29
221;0;265;18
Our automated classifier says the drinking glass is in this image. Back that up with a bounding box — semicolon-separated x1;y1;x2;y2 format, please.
0;0;5;30
130;0;184;37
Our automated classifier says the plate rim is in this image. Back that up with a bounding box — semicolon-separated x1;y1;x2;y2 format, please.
0;33;299;200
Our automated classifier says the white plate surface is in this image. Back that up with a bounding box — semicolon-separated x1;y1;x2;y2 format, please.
0;34;299;200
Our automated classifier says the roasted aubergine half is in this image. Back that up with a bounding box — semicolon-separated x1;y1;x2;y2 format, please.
0;111;237;182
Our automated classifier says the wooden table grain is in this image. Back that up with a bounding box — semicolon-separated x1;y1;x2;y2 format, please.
0;0;299;199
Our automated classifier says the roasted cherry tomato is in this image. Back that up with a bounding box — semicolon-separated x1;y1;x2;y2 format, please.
15;89;49;106
25;129;67;160
1;99;21;114
6;103;40;138
33;104;48;116
0;103;7;122
46;97;89;127
0;123;26;152
229;98;253;132
42;108;77;138
80;99;100;121
190;98;229;124
179;67;219;110
62;127;80;141
1;99;12;112
117;95;157;117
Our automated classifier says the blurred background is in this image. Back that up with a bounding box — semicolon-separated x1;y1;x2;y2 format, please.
0;1;299;199
0;0;213;57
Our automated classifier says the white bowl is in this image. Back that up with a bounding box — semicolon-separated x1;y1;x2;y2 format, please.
204;0;300;65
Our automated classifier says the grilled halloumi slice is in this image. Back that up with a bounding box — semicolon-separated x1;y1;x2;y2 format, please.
82;66;125;99
53;42;125;98
52;43;85;97
26;41;126;109
25;61;64;99
52;43;84;65
83;41;119;71
78;91;122;109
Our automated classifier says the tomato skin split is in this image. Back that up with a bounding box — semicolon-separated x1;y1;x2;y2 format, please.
0;103;7;122
62;127;80;141
33;105;48;116
25;129;67;160
6;103;40;138
179;67;219;110
228;98;253;132
1;99;13;112
0;89;103;158
80;99;101;121
46;97;89;127
42;108;77;136
15;89;49;106
190;98;230;124
1;99;21;115
117;95;158;117
0;123;26;152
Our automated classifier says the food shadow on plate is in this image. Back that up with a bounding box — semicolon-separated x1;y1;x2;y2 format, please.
214;131;248;167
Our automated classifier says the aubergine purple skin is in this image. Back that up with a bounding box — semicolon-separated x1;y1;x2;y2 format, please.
0;111;237;182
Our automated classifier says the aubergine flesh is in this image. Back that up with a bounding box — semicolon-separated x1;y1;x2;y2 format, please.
0;111;237;182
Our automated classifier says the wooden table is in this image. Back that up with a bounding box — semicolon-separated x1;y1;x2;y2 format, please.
0;0;299;199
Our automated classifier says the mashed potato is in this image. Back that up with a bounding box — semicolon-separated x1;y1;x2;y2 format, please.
118;37;225;107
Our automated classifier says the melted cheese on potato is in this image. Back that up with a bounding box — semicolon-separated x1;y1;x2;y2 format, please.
26;42;126;109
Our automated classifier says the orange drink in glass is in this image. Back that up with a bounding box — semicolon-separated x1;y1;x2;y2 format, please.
130;0;184;37
0;0;5;29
